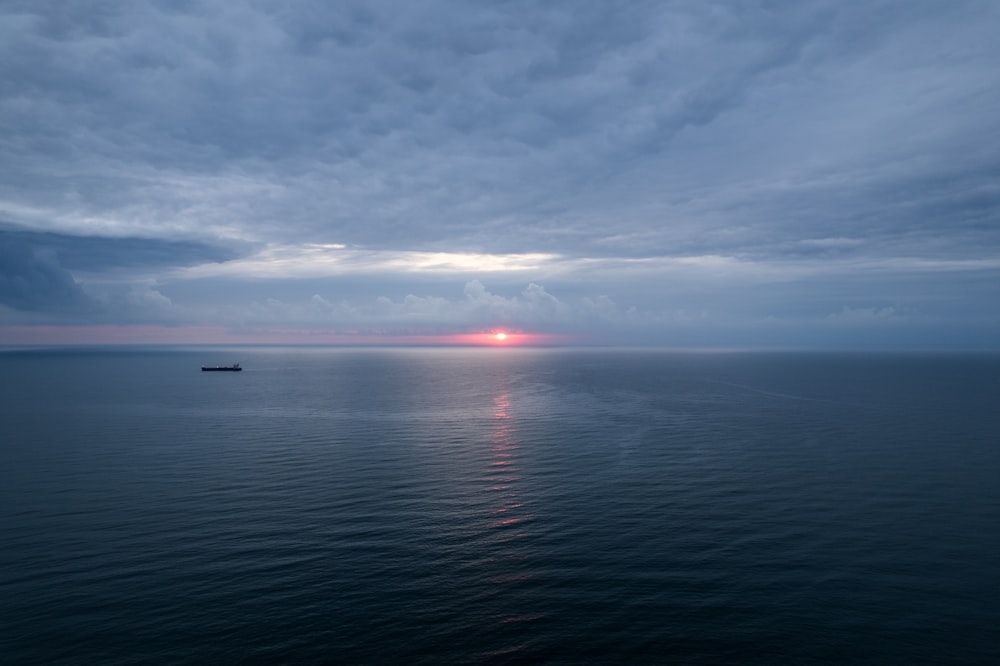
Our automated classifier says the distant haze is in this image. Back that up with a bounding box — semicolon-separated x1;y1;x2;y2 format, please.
2;1;998;348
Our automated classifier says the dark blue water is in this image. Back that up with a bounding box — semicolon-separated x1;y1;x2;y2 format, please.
2;348;998;663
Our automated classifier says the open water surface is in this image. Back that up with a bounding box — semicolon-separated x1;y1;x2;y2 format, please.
1;348;998;663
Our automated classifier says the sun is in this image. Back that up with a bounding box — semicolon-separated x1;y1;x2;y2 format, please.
495;332;507;341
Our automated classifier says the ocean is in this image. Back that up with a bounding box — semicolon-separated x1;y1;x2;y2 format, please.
1;348;998;663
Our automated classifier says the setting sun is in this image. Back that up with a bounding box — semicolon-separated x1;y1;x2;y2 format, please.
495;332;507;341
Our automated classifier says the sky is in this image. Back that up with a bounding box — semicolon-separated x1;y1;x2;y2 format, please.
1;0;999;348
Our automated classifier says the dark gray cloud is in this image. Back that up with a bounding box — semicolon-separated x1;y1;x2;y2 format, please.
0;226;241;272
1;1;998;346
0;238;91;312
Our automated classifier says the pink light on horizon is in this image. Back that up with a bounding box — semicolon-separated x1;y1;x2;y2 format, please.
440;331;567;346
0;325;575;347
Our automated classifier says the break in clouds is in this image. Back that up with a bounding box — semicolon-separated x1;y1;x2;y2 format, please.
1;1;999;347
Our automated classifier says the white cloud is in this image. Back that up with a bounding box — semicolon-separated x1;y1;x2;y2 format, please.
215;280;614;330
825;305;902;324
175;244;559;279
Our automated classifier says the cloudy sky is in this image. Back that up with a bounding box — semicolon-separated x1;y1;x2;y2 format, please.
2;0;998;347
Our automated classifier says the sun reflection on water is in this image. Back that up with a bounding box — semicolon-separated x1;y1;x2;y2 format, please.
488;389;525;533
481;375;548;645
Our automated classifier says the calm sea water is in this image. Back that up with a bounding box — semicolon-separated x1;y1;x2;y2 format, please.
1;348;998;664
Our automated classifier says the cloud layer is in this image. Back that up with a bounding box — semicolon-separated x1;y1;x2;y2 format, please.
2;1;998;347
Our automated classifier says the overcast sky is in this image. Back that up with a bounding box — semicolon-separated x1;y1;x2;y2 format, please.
2;0;998;347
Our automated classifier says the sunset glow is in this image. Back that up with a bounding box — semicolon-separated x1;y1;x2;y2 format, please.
0;326;571;347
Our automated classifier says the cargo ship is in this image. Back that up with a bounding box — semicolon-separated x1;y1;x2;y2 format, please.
201;363;242;372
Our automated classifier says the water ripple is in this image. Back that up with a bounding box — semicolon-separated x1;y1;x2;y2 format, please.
2;349;999;663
